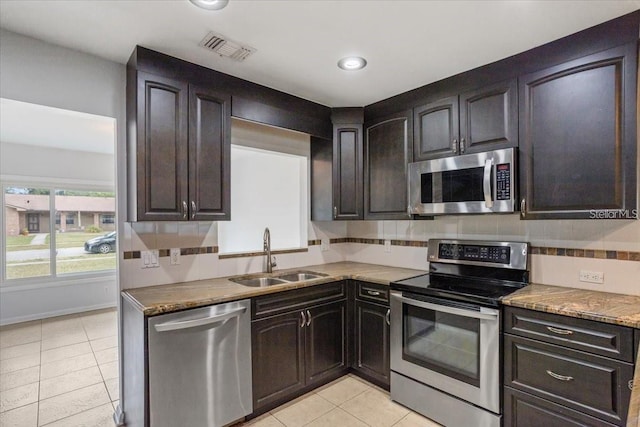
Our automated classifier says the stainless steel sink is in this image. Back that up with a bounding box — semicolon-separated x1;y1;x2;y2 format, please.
275;271;328;282
229;277;288;287
229;270;328;287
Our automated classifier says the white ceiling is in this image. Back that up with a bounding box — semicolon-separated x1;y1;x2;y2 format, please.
0;98;116;154
1;1;639;107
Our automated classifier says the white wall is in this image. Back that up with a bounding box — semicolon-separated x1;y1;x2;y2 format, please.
0;29;125;324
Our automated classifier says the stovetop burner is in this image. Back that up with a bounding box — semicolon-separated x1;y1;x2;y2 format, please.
391;239;530;307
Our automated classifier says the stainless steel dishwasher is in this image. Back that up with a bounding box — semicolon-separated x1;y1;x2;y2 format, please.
147;299;252;427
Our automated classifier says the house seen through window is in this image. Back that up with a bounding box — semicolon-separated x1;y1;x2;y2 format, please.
4;187;116;280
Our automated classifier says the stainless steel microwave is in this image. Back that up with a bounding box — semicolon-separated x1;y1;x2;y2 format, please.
408;147;516;215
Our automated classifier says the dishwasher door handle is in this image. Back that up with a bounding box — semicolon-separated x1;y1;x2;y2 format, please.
154;307;247;332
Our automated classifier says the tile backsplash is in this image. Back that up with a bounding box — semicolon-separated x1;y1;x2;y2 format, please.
119;215;640;296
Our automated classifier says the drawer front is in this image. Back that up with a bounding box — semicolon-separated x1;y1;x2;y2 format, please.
356;281;389;305
252;282;346;319
504;307;634;362
504;334;633;425
504;386;618;427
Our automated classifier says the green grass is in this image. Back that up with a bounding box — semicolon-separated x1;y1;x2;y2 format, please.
6;254;116;280
6;232;108;252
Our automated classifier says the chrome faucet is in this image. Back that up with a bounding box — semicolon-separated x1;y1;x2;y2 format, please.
263;227;277;273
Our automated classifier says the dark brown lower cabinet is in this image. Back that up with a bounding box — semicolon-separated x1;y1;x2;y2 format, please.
251;289;347;413
353;300;390;389
503;307;635;427
252;311;306;410
504;386;618;427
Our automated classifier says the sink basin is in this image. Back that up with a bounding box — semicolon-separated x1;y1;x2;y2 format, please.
229;270;328;287
229;277;287;287
275;271;328;282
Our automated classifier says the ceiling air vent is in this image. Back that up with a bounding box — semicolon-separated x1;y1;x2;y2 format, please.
199;31;256;62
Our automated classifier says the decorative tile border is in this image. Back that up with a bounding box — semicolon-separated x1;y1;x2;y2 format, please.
122;241;639;263
531;246;640;262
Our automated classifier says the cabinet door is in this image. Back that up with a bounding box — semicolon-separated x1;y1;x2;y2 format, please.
364;111;412;220
354;300;390;389
333;125;363;219
252;311;305;410
305;301;347;384
188;85;231;221
519;43;637;219
135;72;189;221
413;96;459;160
459;79;517;154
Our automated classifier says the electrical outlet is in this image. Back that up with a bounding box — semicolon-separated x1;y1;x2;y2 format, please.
170;248;181;265
384;239;391;253
321;239;329;252
579;270;604;284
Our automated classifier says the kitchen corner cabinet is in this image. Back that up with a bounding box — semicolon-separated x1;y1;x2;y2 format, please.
352;281;391;389
364;110;413;220
310;109;363;220
251;282;348;412
413;79;517;161
519;43;637;219
127;70;231;221
503;306;635;427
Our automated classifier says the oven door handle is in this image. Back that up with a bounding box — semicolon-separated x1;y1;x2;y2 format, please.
394;295;499;320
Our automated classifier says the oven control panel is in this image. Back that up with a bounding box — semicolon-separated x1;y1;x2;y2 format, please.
438;243;510;264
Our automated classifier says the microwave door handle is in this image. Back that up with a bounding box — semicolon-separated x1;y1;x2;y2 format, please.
394;295;499;321
483;158;494;208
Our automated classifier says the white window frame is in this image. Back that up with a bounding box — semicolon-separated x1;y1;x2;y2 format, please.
1;177;116;288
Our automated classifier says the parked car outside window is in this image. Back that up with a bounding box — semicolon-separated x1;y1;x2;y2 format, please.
84;231;116;254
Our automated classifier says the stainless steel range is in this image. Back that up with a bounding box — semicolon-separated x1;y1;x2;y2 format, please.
390;239;529;427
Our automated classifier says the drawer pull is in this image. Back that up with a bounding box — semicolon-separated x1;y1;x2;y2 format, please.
546;370;574;382
546;326;574;335
367;290;381;296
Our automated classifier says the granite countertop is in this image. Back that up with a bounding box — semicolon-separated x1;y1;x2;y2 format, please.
122;261;426;316
501;283;640;329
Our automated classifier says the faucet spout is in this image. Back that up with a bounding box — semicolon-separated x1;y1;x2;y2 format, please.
263;227;276;273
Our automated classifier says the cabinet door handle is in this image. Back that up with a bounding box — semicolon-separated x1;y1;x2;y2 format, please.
386;309;391;326
306;310;311;327
300;311;306;328
546;370;574;382
367;290;381;296
191;201;197;219
546;326;573;335
460;138;466;154
182;201;188;219
452;139;458;154
520;198;526;218
333;206;337;219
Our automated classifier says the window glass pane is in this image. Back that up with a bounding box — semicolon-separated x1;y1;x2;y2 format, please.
219;145;307;253
4;187;51;279
54;190;116;275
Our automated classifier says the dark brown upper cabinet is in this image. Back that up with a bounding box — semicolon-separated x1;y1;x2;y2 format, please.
127;71;231;221
311;108;363;221
364;110;413;220
413;79;517;161
519;43;637;220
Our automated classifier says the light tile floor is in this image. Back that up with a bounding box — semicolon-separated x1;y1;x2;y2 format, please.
1;309;441;427
238;375;442;427
0;308;118;427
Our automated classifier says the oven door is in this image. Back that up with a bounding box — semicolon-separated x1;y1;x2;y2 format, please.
390;291;500;414
408;147;515;215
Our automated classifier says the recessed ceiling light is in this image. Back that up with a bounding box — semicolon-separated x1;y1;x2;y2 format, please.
189;0;229;10
338;56;367;71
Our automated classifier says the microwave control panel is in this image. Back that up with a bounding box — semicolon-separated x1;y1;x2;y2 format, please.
496;163;511;201
438;243;511;264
